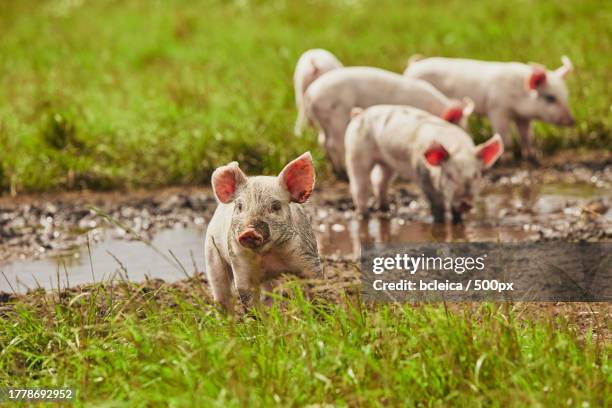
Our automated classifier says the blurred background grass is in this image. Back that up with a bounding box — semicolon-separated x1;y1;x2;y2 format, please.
0;0;610;193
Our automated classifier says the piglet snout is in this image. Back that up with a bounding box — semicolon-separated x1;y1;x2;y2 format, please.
238;228;264;249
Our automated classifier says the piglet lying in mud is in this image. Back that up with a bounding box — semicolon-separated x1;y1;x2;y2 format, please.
304;66;474;178
404;55;575;163
205;152;322;312
345;105;503;223
294;48;343;136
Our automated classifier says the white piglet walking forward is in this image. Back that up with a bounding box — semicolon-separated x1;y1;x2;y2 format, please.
345;105;503;223
293;49;343;136
205;152;322;312
404;56;575;162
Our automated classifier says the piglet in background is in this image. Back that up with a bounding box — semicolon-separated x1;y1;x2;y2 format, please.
404;55;575;163
205;152;322;312
345;105;503;223
294;49;343;136
304;67;474;179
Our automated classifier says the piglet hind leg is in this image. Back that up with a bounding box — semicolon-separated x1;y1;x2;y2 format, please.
280;229;323;304
320;114;350;180
291;259;323;304
371;163;396;212
346;151;375;217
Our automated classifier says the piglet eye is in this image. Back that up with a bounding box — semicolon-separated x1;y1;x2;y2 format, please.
271;201;282;212
543;94;557;104
236;202;243;212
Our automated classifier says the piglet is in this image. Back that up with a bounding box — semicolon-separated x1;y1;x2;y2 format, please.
304;67;473;179
345;105;503;223
404;55;575;162
205;152;322;312
294;49;343;136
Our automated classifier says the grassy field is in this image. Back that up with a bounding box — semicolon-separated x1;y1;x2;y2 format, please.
0;282;609;407
0;0;611;193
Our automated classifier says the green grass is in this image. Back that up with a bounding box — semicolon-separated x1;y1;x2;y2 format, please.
0;0;611;193
0;283;609;407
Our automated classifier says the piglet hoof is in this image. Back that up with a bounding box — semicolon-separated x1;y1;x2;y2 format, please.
451;208;463;225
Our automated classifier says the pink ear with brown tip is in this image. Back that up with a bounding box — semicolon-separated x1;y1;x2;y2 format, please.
279;152;315;203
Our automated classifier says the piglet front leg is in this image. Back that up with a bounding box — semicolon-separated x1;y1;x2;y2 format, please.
516;118;540;165
489;109;515;163
230;251;263;312
205;237;235;313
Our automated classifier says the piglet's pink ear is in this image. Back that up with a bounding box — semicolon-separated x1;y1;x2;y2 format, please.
424;142;450;166
527;66;547;90
475;134;504;168
279;152;315;203
441;105;463;124
212;162;247;204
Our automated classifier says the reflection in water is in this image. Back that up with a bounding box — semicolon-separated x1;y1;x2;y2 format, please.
316;215;534;260
1;228;206;293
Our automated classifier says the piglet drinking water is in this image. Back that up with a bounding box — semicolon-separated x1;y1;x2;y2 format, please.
345;105;503;223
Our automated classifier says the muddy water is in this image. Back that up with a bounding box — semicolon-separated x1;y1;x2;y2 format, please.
1;180;610;293
1;227;207;293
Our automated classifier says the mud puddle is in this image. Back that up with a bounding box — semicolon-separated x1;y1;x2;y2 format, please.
1;163;611;293
1;227;206;293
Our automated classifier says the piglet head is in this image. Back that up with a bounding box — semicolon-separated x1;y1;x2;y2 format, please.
216;153;315;252
523;58;575;127
423;134;503;222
